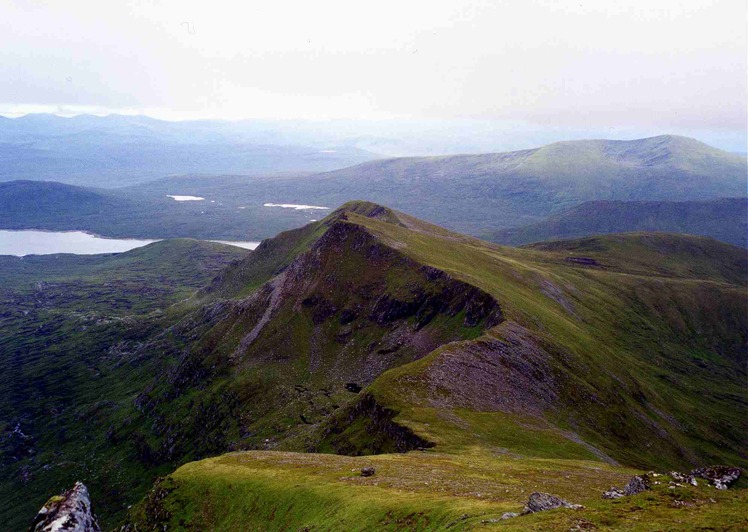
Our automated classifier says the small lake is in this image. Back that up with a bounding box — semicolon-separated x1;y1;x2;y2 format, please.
0;230;259;256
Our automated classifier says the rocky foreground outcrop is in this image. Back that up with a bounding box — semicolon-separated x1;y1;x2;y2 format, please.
692;466;742;490
602;466;742;500
30;482;100;532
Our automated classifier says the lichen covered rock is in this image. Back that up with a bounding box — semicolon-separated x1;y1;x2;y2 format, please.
623;474;651;496
522;492;583;514
30;482;100;532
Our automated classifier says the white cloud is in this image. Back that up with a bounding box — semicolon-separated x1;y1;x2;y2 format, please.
0;0;745;130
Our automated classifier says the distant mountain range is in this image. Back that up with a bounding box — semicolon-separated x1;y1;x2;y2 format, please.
279;134;746;232
0;114;379;187
1;134;745;244
487;198;748;248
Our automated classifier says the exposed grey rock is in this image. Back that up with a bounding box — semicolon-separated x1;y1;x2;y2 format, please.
360;466;376;477
691;466;741;490
500;512;520;519
602;487;625;499
30;482;100;531
669;471;698;486
623;474;651;496
522;492;583;514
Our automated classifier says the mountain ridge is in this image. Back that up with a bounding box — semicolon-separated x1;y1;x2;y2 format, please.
2;203;746;529
120;203;746;529
1;135;744;241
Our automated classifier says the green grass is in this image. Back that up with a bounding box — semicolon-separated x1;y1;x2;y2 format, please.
128;450;748;531
127;450;636;531
4;202;746;529
0;239;247;530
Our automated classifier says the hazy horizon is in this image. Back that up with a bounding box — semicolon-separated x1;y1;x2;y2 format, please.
0;112;746;155
2;1;746;152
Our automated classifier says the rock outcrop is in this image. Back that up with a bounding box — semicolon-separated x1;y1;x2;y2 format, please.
602;466;741;500
669;471;698;486
601;487;625;499
30;482;100;532
522;492;583;514
623;474;651;496
691;466;741;490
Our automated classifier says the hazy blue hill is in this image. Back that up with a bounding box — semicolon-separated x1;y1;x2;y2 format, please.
488;198;748;247
123;135;746;236
0;180;318;240
282;135;746;232
0;114;379;187
0;180;133;222
0;135;745;241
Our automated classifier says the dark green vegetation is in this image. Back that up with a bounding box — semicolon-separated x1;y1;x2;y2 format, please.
0;240;248;529
488;198;748;248
2;202;746;530
0;238;248;312
0;114;377;187
1;135;745;241
0;180;317;240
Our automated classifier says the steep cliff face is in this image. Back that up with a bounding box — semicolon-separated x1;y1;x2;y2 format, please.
30;482;100;532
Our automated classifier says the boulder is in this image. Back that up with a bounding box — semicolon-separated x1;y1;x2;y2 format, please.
360;466;376;477
522;492;583;514
623;474;651;496
691;466;741;490
602;487;624;499
30;482;100;532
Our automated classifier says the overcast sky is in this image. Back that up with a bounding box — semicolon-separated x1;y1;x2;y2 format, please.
1;0;746;148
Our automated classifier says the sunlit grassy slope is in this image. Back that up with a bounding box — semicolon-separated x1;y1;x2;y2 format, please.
126;202;747;530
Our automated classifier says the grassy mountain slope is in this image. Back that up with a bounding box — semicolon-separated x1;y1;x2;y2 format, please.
337;212;747;467
2;135;745;241
125;208;748;530
122;204;747;530
273;135;747;233
3;202;746;529
0;239;248;312
127;453;748;531
0;240;248;530
488;198;748;247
